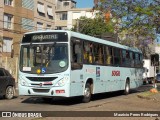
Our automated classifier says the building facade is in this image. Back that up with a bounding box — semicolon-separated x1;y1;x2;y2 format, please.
67;8;96;30
55;0;96;30
55;0;76;30
0;0;95;56
34;0;55;31
0;0;34;56
0;0;55;57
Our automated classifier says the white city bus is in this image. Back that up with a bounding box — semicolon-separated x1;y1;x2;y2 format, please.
18;30;143;102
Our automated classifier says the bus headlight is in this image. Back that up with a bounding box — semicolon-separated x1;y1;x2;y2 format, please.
55;79;66;87
20;79;29;86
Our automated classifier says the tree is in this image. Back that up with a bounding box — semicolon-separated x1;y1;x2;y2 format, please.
98;0;160;58
71;16;115;40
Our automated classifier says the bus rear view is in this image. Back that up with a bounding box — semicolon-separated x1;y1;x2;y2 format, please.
18;31;70;98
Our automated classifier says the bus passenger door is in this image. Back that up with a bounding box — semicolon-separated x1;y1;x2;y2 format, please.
70;38;84;96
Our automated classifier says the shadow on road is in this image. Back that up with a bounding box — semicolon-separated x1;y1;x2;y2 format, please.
20;84;155;105
0;95;18;100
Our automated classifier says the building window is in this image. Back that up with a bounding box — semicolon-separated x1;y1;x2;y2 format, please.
46;24;51;30
47;6;53;19
2;37;13;52
63;2;69;7
56;26;62;30
21;18;34;31
37;2;45;14
22;0;34;10
47;6;53;17
4;13;13;29
37;22;43;30
4;0;13;6
60;13;67;20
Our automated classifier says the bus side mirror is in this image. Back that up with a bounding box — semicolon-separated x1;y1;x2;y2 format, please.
11;49;14;58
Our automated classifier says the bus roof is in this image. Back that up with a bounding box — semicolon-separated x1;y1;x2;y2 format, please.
24;30;142;53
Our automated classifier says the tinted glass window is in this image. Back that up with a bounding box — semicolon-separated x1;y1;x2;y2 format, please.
0;69;5;76
4;70;11;77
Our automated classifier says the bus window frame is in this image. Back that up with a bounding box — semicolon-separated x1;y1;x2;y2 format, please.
70;37;83;70
70;37;143;69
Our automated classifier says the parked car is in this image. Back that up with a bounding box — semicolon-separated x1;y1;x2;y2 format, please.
0;68;15;99
156;73;160;83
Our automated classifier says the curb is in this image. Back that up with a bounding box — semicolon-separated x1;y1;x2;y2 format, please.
137;91;159;101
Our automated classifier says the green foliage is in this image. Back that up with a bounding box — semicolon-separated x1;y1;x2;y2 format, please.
96;0;160;58
71;16;114;37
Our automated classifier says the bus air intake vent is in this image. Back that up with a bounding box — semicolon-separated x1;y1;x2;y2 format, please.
32;89;50;93
26;77;57;82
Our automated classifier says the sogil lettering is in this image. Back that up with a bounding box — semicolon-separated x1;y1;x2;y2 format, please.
112;70;120;76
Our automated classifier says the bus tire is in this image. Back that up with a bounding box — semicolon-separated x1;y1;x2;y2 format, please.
124;81;130;95
82;83;91;103
5;86;14;99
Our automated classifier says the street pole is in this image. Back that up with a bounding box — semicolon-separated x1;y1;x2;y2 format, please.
154;58;157;88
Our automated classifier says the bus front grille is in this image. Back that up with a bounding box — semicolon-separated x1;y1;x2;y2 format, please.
32;89;50;93
26;77;57;82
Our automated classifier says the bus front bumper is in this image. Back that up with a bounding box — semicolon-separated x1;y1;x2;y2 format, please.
18;85;69;97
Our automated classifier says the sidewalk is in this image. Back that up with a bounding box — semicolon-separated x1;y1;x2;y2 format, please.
137;84;160;101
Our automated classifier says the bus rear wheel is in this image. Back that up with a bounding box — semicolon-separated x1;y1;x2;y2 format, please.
82;83;91;103
124;81;130;95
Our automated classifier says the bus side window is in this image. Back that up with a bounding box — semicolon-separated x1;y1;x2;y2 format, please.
126;51;130;66
83;41;89;63
113;48;121;66
135;53;139;67
98;45;104;64
130;52;134;67
132;52;135;67
105;46;110;65
140;54;143;67
71;38;82;63
94;43;100;64
122;50;126;66
88;42;93;63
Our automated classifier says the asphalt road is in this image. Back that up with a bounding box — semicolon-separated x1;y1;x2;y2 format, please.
0;83;160;120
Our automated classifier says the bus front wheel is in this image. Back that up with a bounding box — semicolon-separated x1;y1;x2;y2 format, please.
82;83;91;103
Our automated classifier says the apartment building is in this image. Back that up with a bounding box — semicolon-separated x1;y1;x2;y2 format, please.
0;0;34;57
67;8;96;30
34;0;55;31
55;0;76;30
0;0;55;57
55;0;97;31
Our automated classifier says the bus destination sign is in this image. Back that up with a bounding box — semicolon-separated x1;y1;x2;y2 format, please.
22;32;68;43
32;34;58;41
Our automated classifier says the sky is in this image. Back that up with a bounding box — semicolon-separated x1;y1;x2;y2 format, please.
75;0;94;8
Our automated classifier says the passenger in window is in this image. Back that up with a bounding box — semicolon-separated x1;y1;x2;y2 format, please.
106;47;111;65
74;44;81;63
83;43;89;63
89;43;93;63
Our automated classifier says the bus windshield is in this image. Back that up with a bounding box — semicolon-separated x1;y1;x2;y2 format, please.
19;43;68;74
